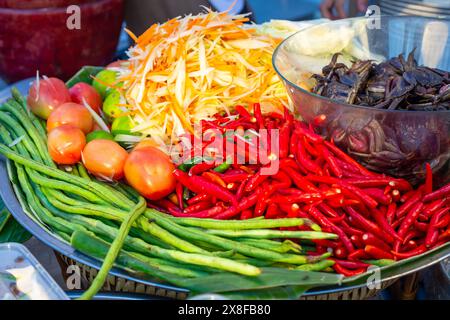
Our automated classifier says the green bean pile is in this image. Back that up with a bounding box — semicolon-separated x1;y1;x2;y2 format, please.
0;89;337;299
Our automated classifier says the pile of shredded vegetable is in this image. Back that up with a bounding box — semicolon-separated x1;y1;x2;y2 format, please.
117;9;291;145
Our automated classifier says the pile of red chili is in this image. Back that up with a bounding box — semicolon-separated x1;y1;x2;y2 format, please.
150;104;450;276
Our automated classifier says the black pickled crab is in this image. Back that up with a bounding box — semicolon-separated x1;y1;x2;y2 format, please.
312;51;450;111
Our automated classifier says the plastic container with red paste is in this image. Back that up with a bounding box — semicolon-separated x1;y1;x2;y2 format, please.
0;0;124;82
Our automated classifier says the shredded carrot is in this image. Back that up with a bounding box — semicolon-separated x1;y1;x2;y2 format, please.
116;9;291;144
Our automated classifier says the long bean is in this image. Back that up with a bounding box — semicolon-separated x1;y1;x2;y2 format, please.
203;229;338;240
145;210;330;265
238;239;302;253
135;217;207;254
79;196;147;300
1;100;54;166
173;217;320;231
0;111;44;163
296;260;335;272
59;211;259;275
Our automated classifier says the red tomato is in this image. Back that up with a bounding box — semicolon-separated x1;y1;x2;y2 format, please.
27;77;71;120
82;140;128;181
124;146;176;201
47;125;86;165
47;102;94;134
69;82;102;114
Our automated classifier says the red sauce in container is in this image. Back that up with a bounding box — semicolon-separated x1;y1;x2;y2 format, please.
0;0;124;82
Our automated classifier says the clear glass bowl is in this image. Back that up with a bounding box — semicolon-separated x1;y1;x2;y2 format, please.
273;16;450;185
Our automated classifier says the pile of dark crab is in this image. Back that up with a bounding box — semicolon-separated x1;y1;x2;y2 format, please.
312;51;450;111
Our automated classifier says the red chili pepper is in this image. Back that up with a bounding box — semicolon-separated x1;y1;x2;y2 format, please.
434;213;450;229
423;183;450;203
235;105;251;119
386;203;397;225
318;203;342;219
333;264;366;277
365;245;394;260
423;198;448;218
254;183;276;217
391;245;427;260
189;162;215;176
244;171;269;192
174;169;238;206
282;167;319;192
333;247;348;259
348;249;369;261
439;228;450;241
187;193;211;205
391;189;401;202
221;173;251;184
240;209;253;220
400;190;416;203
183;201;212;214
294;123;323;144
350;235;364;248
396;191;422;218
236;178;249;201
202;172;227;188
403;240;419;251
398;202;424;239
340;221;365;237
266;203;280;219
424;163;433;194
344;206;395;244
362;188;392;205
272;170;292;189
253;103;265;129
361;233;391;252
280;158;301;171
171;205;225;218
308;206;355;253
278;117;292;159
317;144;343;178
297;142;323;175
299;137;319;159
176;183;184;210
324;141;376;177
414;221;429;233
214;192;260;220
403;230;423;244
425;207;449;247
333;259;371;269
152;199;182;215
371;208;402;242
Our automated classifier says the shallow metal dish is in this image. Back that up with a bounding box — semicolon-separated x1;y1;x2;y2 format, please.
1;70;449;300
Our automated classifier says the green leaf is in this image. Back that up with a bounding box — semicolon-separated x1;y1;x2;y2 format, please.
180;267;343;293
66;66;104;88
0;207;11;233
0;175;31;244
0;212;32;244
